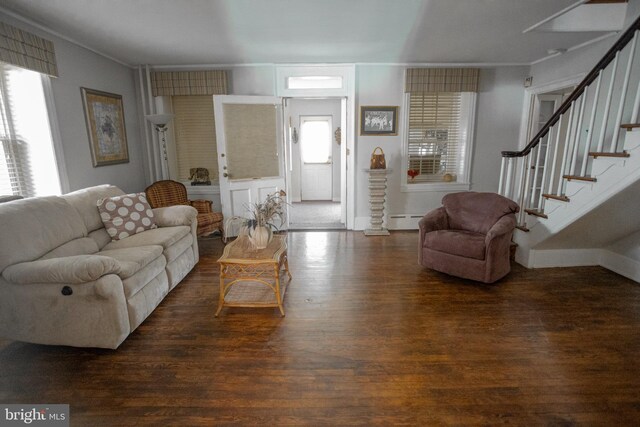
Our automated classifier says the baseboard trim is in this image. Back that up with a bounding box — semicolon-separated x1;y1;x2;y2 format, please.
387;214;423;230
599;250;640;283
524;248;640;283
530;248;600;268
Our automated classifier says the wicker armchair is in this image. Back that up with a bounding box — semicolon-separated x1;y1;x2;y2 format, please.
145;180;223;238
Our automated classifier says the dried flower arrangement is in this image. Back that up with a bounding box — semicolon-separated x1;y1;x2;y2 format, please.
246;190;287;230
223;190;288;244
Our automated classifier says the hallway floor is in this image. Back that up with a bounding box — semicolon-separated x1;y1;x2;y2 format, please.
288;201;343;230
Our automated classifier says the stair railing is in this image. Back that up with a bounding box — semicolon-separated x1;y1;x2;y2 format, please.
499;15;640;229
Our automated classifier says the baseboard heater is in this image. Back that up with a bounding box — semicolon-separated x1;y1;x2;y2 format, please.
387;214;424;230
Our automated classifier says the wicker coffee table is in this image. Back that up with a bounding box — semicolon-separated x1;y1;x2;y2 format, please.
215;234;292;316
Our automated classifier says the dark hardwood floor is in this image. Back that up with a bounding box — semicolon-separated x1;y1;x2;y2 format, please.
1;231;640;425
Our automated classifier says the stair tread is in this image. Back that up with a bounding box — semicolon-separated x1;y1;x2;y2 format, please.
563;175;597;182
589;151;630;158
542;193;570;202
524;209;548;219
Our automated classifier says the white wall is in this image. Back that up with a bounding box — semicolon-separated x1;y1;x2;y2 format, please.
0;12;146;194
228;66;275;95
288;98;342;202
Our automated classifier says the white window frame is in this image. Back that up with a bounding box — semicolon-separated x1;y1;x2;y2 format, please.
400;91;476;192
0;64;65;196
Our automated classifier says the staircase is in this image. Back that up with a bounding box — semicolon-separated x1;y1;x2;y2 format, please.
498;15;640;271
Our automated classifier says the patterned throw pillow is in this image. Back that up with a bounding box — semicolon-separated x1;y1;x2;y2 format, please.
97;193;157;241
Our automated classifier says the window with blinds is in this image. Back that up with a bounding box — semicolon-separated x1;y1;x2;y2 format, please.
0;62;60;197
171;95;218;182
407;92;462;184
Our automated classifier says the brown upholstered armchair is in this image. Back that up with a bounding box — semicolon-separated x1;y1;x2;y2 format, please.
418;192;519;283
145;180;223;238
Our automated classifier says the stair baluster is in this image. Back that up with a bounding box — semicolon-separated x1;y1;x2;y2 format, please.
632;42;640;124
530;137;544;209
538;130;553;210
548;120;563;197
505;157;515;199
597;53;619;152
498;157;506;195
522;149;536;222
517;155;529;226
558;102;576;197
570;93;587;176
581;71;603;176
610;30;638;153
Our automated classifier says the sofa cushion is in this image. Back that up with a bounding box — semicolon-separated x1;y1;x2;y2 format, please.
97;193;157;241
40;237;100;260
424;229;486;260
98;246;164;279
3;255;121;284
102;226;191;252
89;228;112;250
0;196;87;272
122;257;167;298
163;233;194;263
62;185;124;233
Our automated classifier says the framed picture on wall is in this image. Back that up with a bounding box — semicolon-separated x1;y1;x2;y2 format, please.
81;87;129;166
360;106;398;136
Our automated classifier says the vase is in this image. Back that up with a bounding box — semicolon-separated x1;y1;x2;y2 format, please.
249;225;271;249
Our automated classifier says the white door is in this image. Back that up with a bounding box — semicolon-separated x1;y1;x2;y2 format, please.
213;95;285;231
300;116;332;200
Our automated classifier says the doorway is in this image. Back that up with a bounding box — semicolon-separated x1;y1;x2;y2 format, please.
527;88;574;142
286;98;344;230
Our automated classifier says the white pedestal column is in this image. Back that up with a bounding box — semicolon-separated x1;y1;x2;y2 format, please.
364;169;391;236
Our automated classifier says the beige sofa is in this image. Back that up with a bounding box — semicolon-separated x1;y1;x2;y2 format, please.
0;185;199;349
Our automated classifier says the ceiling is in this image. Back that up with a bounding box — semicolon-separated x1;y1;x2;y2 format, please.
0;0;623;66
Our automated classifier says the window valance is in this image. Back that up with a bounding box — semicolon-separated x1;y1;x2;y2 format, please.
0;21;58;77
151;70;228;96
405;68;479;93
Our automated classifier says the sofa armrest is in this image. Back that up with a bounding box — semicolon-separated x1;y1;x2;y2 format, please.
418;207;449;235
2;255;121;285
152;205;197;227
485;215;516;245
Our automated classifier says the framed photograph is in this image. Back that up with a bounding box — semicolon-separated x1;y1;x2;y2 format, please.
360;106;398;136
81;87;129;166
